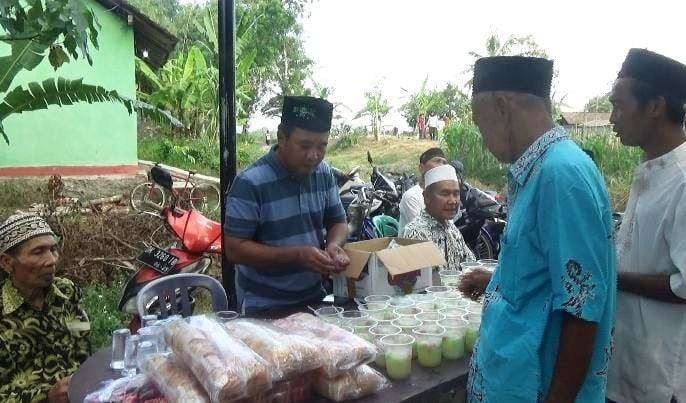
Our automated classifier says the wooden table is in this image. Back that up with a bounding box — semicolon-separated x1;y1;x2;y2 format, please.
69;348;469;402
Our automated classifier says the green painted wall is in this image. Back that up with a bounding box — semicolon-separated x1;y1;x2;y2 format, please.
0;0;137;169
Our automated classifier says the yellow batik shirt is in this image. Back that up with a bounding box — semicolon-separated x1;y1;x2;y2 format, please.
0;277;91;402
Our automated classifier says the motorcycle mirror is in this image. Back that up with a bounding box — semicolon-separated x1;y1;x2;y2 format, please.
367;151;373;165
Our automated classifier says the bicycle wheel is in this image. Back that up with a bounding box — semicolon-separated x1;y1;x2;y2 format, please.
189;183;221;215
130;182;166;213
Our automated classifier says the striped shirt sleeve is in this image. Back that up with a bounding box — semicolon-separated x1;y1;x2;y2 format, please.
225;174;260;239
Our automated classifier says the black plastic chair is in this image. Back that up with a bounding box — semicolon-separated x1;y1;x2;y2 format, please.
136;273;228;318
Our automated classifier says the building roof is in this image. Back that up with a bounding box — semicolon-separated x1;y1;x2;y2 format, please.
94;0;178;69
559;112;611;127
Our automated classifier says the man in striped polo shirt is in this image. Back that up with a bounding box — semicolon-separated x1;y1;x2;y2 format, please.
224;96;350;314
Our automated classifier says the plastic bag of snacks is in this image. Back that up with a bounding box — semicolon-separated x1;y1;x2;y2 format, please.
223;319;322;380
272;313;376;378
313;364;390;402
267;372;314;403
142;354;209;403
84;374;163;402
164;316;274;402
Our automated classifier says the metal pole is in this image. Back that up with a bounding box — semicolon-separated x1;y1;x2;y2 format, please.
218;0;237;308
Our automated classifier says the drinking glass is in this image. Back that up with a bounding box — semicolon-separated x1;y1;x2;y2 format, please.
110;328;130;370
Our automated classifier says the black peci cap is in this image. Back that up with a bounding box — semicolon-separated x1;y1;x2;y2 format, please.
281;95;334;133
618;48;686;100
473;56;554;99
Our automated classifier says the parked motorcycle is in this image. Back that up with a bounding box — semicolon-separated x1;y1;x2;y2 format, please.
118;165;222;332
451;160;508;260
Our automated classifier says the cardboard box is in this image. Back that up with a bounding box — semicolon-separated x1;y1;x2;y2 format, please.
333;237;446;299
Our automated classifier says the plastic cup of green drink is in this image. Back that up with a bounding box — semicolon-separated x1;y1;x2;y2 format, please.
409;293;436;305
438;307;467;320
465;314;481;352
392;317;422;359
415;311;446;325
358;302;389;321
436;291;462;309
370;324;401;368
394;306;423;318
348;318;378;343
381;333;414;380
438;318;467;360
438;269;461;287
413;324;445;368
338;310;369;326
415;301;437;312
424;285;454;296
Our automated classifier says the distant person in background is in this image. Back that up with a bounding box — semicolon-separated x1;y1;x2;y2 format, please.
398;147;448;235
417;113;427;139
427;112;439;140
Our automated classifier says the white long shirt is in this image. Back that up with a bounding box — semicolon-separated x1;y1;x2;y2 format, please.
607;141;686;403
398;184;424;236
427;115;439;128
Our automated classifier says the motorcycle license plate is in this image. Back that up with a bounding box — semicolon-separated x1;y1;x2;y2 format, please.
136;246;179;274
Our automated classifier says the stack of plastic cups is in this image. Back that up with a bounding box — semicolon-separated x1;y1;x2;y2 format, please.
438;318;468;360
392;317;422;358
314;306;344;326
369;324;402;367
381;334;415;380
464;313;482;353
347;317;378;343
413;324;445;368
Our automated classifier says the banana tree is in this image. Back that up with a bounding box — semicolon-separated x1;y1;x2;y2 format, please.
0;0;180;145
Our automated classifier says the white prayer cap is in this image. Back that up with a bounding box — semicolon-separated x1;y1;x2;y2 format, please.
424;164;459;188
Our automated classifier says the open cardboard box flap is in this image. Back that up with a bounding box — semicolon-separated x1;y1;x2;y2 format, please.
343;237;446;279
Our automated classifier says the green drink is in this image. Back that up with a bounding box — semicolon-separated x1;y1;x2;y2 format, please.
375;352;386;367
381;334;414;380
417;339;442;367
465;328;479;352
442;335;465;359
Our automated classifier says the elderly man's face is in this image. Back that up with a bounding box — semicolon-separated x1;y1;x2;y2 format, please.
424;180;461;221
1;235;59;290
472;93;515;163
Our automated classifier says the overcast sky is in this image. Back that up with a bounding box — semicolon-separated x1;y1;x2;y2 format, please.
190;0;686;130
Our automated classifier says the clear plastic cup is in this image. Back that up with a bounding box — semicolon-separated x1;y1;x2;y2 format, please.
138;325;161;352
460;261;482;273
465;314;482;353
123;334;141;377
381;334;414;380
214;311;240;323
438;298;469;310
415;301;437;312
425;285;453;295
369;325;402;367
413;324;445;368
439;318;468;360
478;259;498;272
438;269;461;287
435;292;462;309
364;295;391;310
392;317;422;358
415;311;446;325
314;306;344;325
393;306;423;318
347;318;378;342
388;296;414;309
357;303;389;321
136;340;157;369
140;314;158;328
408;293;435;304
338;310;369;325
110;328;130;370
438;307;467;320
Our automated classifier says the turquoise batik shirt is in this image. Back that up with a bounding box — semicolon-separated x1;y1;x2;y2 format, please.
467;126;617;403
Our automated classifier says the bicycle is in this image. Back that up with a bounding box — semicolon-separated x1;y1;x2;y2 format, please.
130;164;221;216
